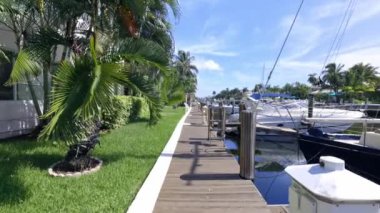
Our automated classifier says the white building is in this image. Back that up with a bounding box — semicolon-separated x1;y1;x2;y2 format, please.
0;24;42;139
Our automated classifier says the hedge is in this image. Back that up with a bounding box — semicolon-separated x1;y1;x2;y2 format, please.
101;96;149;130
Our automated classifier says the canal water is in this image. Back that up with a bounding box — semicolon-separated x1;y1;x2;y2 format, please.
224;135;306;205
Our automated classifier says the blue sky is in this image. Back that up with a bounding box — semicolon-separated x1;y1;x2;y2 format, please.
171;0;380;97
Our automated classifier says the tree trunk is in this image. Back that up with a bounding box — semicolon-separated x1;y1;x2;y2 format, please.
60;20;71;62
42;63;50;114
26;75;43;117
16;35;43;118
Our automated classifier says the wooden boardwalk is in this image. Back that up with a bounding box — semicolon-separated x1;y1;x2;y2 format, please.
153;107;273;213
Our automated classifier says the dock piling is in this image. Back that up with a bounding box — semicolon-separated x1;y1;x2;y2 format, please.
217;107;226;137
207;106;226;140
239;110;256;180
308;94;314;118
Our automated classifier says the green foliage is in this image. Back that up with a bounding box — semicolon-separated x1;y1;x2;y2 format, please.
214;87;243;100
101;96;131;129
314;62;380;102
0;49;9;63
130;98;143;121
5;50;41;85
281;82;310;99
160;68;186;105
39;56;125;144
128;96;149;121
174;50;198;94
101;96;150;130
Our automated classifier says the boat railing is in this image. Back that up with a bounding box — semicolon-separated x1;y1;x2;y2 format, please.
303;118;380;124
304;117;380;147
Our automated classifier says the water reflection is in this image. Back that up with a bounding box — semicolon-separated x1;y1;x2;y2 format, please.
224;135;306;204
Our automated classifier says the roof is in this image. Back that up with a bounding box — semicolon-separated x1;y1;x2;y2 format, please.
285;156;380;203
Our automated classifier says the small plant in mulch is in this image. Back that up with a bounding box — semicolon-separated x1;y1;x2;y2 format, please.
49;121;103;176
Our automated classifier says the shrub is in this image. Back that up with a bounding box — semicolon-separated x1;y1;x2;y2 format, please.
101;96;149;130
129;98;142;121
101;96;131;130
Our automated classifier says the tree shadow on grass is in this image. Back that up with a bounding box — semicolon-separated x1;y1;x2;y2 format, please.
128;118;150;124
95;152;126;165
95;152;160;166
0;166;27;206
0;149;63;206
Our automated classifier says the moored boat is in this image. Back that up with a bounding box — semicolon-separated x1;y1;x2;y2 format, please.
299;117;380;184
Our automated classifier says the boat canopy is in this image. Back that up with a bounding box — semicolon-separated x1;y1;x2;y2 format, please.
251;93;295;100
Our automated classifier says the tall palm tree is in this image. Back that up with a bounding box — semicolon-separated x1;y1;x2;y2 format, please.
174;50;198;103
321;63;344;102
175;50;198;79
307;73;322;88
343;63;379;101
349;63;378;90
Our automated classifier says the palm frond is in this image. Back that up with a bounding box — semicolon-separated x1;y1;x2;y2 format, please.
27;27;69;60
113;66;162;124
164;0;180;18
167;90;184;105
121;53;169;75
5;49;41;85
160;70;185;105
117;68;162;124
0;49;9;63
39;56;124;144
115;37;169;67
0;0;20;15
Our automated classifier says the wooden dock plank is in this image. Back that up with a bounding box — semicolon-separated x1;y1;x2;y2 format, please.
153;108;271;213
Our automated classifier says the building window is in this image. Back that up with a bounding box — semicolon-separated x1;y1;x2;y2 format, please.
0;61;14;100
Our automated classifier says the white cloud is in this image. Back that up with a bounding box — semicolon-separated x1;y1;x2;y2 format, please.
310;1;346;20
182;42;238;57
233;71;260;84
194;58;223;72
336;46;380;68
179;19;240;57
179;0;220;12
349;1;380;26
275;0;380;63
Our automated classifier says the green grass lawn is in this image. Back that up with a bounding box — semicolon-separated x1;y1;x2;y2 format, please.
0;107;185;213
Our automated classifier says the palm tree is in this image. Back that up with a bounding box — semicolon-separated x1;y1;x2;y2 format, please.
321;63;344;102
39;35;168;142
307;73;322;87
175;50;198;78
343;63;379;101
174;50;198;103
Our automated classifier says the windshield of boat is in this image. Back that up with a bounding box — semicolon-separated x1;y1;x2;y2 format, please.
275;101;307;110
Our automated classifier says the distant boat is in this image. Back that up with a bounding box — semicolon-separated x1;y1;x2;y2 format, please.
298;117;380;184
227;100;364;133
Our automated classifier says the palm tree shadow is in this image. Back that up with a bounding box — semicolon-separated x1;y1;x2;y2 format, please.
0;167;27;205
0;149;63;205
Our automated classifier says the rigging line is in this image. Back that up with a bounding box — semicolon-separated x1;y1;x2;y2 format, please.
265;0;304;88
333;0;357;63
320;0;354;71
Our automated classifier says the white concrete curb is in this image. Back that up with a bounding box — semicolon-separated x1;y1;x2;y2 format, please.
127;107;192;213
